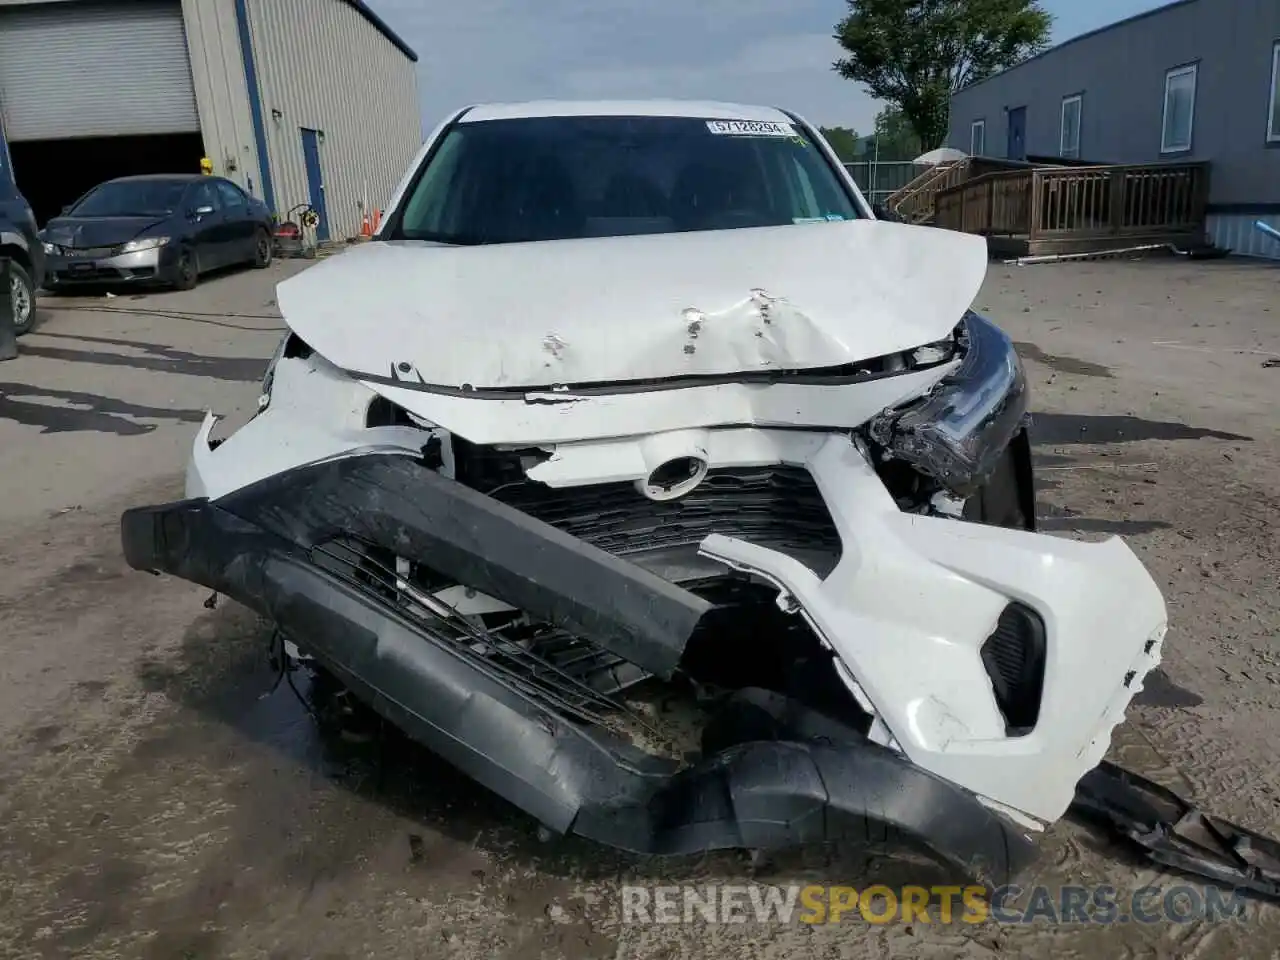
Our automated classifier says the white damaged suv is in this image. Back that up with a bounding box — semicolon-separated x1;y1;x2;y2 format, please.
121;100;1167;885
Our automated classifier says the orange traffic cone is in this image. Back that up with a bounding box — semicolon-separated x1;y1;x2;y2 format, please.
360;212;372;238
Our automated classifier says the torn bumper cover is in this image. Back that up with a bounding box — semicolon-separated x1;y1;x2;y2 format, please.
121;453;1037;885
174;454;710;679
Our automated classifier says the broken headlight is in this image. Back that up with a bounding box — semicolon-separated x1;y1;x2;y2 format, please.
256;333;291;415
868;312;1028;497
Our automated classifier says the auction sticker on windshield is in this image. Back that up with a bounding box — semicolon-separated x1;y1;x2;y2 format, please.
706;120;797;137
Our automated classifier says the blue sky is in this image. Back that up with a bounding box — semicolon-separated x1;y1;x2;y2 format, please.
366;0;1173;133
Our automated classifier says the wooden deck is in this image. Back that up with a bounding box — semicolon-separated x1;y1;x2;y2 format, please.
932;161;1210;257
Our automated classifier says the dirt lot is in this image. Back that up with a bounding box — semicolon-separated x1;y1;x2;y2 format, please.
0;254;1277;959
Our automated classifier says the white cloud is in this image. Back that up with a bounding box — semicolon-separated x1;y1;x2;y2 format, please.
366;0;1156;136
558;33;879;129
366;0;883;133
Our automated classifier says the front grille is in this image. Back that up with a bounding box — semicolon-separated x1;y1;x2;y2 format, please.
55;267;124;282
310;536;654;725
980;602;1047;736
63;246;119;259
489;467;843;577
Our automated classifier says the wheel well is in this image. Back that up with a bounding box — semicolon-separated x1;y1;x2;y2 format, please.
0;243;31;273
1010;427;1037;532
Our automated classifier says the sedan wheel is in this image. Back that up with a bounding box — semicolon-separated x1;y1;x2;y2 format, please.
173;248;199;291
9;262;37;335
253;229;273;268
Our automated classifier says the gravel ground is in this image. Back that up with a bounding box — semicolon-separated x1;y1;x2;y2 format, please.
0;253;1277;959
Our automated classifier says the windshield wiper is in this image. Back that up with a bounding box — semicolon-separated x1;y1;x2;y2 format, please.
399;231;488;246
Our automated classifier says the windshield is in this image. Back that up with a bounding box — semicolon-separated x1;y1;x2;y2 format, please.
393;115;862;245
71;180;187;217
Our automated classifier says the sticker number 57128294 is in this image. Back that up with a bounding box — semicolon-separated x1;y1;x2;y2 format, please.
705;119;798;137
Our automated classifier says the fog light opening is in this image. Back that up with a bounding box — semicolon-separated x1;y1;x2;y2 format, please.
638;456;709;501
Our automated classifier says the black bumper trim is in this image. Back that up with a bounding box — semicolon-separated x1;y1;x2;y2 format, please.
121;480;1037;883
165;454;710;678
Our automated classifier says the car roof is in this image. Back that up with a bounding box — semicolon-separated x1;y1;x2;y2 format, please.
459;99;797;124
101;174;207;185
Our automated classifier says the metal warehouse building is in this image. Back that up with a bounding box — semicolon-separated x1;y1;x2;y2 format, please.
0;0;423;240
945;0;1280;259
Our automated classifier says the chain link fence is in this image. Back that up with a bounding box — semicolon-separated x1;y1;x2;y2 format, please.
843;161;932;206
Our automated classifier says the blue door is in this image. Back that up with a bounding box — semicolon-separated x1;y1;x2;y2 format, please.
1006;107;1027;161
300;128;330;242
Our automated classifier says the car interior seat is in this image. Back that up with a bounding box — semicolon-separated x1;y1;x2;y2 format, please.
600;171;667;219
511;154;584;241
670;162;738;231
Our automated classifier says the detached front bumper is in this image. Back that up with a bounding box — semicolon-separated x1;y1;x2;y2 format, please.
46;246;169;286
702;434;1168;826
120;453;1038;885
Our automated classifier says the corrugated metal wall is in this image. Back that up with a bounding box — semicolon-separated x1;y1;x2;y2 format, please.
0;0;198;141
244;0;422;239
1208;213;1280;260
180;0;262;197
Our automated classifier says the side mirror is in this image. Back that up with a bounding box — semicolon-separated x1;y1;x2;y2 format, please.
872;202;905;223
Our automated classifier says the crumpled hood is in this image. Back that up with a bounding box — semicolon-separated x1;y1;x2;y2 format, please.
276;219;988;390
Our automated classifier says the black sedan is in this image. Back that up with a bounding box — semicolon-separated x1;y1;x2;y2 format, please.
40;174;274;291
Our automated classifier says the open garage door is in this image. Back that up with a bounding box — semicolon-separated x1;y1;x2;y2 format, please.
0;0;199;142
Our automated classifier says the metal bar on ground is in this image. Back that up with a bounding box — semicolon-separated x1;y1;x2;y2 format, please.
1005;243;1187;266
1255;220;1280;244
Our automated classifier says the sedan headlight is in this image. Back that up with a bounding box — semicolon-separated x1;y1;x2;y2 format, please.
41;241;57;255
868;312;1028;496
121;236;170;253
256;333;290;414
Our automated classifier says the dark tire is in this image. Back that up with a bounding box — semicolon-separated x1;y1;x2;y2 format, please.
172;246;199;291
9;260;37;336
252;228;273;269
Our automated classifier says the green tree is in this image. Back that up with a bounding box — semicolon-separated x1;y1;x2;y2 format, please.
833;0;1052;150
871;107;922;159
818;125;861;161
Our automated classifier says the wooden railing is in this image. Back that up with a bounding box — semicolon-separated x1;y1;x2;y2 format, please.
886;159;970;223
886;157;1042;224
934;169;1034;236
934;161;1209;244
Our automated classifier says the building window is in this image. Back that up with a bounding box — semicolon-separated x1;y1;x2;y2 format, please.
970;119;985;157
1161;63;1197;153
1268;41;1280;143
1060;94;1082;158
